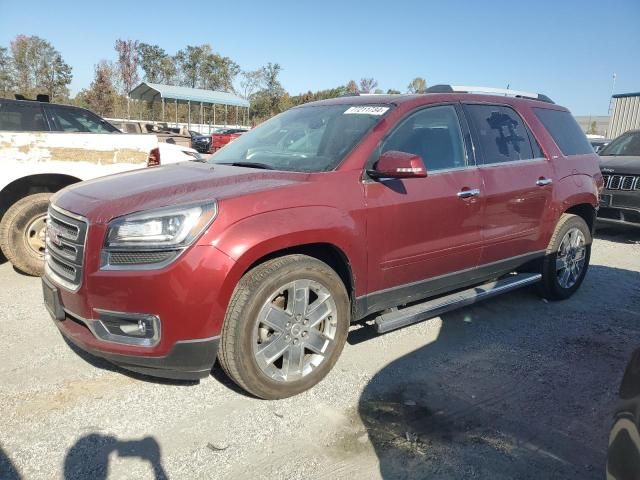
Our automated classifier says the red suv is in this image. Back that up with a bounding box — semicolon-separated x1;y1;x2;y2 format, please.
43;86;603;399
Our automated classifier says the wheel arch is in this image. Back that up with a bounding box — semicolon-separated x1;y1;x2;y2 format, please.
565;203;597;234
0;174;81;221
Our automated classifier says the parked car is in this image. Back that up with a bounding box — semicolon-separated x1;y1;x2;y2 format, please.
42;86;602;399
607;348;640;479
589;137;611;153
211;128;248;152
191;133;213;153
110;120;193;148
598;129;640;228
0;97;201;275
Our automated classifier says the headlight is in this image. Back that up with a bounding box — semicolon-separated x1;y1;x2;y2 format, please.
101;201;217;269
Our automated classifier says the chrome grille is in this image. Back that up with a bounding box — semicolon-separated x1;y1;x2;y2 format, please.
602;174;639;191
46;206;87;290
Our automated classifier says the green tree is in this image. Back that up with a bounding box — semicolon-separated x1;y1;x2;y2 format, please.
175;45;209;88
359;78;378;94
386;88;401;94
407;77;427;94
261;62;285;115
9;35;72;100
138;43;176;84
80;61;117;117
587;120;598;135
202;53;240;92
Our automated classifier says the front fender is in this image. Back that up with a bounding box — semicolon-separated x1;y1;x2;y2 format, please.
206;206;367;302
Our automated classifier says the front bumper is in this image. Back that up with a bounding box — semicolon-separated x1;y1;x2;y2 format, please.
43;242;237;380
597;206;640;227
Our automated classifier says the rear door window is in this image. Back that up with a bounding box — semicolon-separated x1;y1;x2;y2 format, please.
464;104;535;164
0;101;48;131
532;108;593;156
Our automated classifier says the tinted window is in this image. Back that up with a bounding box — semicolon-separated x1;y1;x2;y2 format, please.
381;105;466;170
46;106;118;133
600;131;640;156
533;108;593;156
0;101;47;131
465;104;534;163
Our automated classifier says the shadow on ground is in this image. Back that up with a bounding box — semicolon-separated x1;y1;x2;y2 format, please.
0;444;21;480
358;264;640;479
64;434;167;480
595;225;640;244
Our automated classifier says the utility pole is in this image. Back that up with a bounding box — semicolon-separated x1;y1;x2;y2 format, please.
608;73;617;115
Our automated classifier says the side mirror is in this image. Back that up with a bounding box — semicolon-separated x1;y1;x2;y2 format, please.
368;150;428;179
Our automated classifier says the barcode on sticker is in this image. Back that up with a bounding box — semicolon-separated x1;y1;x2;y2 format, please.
344;106;389;115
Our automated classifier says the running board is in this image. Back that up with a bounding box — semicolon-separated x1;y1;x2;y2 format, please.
375;273;542;333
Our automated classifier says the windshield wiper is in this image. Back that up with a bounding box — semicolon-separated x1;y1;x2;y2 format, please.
218;161;274;170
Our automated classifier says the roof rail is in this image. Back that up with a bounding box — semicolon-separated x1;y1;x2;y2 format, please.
426;84;554;104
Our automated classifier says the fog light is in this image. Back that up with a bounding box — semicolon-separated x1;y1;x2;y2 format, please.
93;309;160;347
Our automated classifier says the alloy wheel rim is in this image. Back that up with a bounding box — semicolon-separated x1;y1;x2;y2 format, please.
556;227;587;289
23;214;47;257
252;279;337;382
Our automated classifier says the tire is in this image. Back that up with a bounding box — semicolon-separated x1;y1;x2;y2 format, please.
218;254;350;399
539;213;591;301
0;193;51;276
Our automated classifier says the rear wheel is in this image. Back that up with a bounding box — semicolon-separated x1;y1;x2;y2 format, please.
539;213;591;300
218;255;350;399
0;193;51;276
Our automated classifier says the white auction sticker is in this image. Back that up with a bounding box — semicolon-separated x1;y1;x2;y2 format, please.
343;106;389;115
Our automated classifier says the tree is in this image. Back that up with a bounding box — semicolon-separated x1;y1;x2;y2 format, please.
175;45;208;88
9;35;72;100
261;62;285;115
587;120;598;135
386;88;401;94
345;80;358;94
138;43;175;84
114;39;140;118
407;77;427;94
359;78;378;94
0;47;14;96
80;61;117;117
239;69;263;99
201;53;239;92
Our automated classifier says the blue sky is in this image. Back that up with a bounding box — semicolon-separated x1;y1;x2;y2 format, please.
1;0;638;115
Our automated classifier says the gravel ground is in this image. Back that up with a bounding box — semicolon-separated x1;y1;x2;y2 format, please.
0;227;638;479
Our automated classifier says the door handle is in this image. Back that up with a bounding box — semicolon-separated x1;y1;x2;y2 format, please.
536;178;553;186
457;188;480;199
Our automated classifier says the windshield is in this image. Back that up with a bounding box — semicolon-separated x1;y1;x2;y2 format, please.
211;104;390;172
600;131;640;156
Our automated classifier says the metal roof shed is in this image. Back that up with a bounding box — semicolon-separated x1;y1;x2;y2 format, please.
607;92;640;139
129;82;250;128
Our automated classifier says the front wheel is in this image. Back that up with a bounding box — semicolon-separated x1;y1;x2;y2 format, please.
539;213;591;300
0;193;51;276
218;255;350;399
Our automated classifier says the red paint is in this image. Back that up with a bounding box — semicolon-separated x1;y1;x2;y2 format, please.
210;131;244;152
49;93;601;362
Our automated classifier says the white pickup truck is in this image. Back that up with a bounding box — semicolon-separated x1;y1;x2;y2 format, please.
0;97;202;275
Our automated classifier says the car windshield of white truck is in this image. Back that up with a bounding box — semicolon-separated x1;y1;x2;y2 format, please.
212;104;391;172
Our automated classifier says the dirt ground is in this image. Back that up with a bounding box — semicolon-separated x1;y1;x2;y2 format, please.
0;227;638;479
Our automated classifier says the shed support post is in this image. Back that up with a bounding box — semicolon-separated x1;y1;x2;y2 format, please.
162;98;165;122
175;99;178;127
200;102;203;130
235;106;239;126
188;101;191;130
213;104;216;127
225;104;228;127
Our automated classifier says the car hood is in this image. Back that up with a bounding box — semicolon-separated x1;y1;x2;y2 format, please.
599;156;640;175
53;162;309;223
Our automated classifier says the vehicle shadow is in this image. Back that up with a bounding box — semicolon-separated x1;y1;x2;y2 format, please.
61;336;199;387
0;444;21;480
595;225;640;244
357;264;639;479
63;433;167;480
